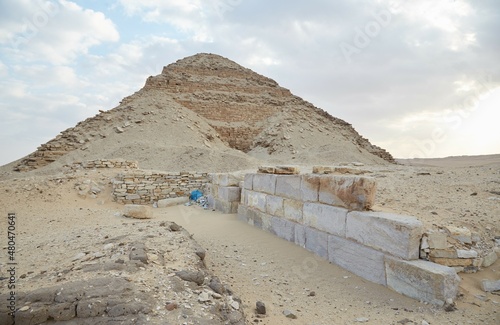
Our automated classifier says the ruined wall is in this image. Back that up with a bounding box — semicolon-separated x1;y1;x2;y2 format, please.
233;170;460;306
112;170;210;205
71;159;138;170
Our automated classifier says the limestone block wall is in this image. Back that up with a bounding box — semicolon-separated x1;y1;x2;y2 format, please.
112;170;209;205
208;173;243;214
237;173;461;306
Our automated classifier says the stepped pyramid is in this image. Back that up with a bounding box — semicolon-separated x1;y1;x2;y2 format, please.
13;53;394;172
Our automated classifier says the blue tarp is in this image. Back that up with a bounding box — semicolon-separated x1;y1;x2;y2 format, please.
190;189;203;201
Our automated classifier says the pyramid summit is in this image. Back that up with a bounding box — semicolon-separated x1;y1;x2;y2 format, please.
13;53;394;172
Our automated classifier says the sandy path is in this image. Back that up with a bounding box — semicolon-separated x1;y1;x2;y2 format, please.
159;206;499;325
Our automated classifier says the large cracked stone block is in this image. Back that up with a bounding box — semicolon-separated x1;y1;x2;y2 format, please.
318;175;376;210
305;227;328;259
253;174;277;195
303;203;347;237
246;191;267;212
300;175;320;202
266;195;284;217
275;175;302;200
283;199;303;223
328;235;387;285
385;257;460;306
271;217;296;242
346;211;423;260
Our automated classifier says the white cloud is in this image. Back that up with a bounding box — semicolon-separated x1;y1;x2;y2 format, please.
0;0;119;64
0;0;499;165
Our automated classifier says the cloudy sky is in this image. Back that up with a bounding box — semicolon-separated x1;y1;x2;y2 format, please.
1;0;499;165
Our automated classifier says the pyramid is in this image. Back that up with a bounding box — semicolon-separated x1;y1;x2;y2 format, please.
13;53;394;172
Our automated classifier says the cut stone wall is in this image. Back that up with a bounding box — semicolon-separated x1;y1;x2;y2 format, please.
235;172;460;306
112;170;209;205
207;173;243;213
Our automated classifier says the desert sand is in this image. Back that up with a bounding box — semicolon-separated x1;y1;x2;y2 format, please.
0;156;499;324
0;54;498;324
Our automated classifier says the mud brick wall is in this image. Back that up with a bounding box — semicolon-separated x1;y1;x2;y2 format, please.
113;170;210;205
237;173;461;306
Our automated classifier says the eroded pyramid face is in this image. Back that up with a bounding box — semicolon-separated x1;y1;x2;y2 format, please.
13;53;394;173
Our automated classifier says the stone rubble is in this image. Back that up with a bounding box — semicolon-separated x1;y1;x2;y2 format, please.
0;220;245;325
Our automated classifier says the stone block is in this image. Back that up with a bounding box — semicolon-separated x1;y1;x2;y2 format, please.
456;250;478;259
328;236;386;285
346;211;423;260
482;251;498;268
313;166;334;174
158;197;188;208
303;203;347;237
266;195;284;217
244;174;253;190
305;227;328;259
481;279;500;292
207;194;215;209
318;175;377;210
246;191;267;212
429;249;458;259
125;194;141;200
427;233;448;249
275;175;302;200
218;186;241;202
429;257;473;267
283;200;303;223
216;173;241;187
295;224;306;248
271;217;296;242
274;166;300;175
445;225;472;244
237;205;248;223
300;175;320;202
215;200;239;214
385;257;460;306
253;211;272;232
244;206;261;227
253;173;277;195
258;166;275;174
123;205;152;219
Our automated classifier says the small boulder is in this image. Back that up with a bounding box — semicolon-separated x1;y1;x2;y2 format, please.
209;276;225;294
169;222;181;232
283;310;297;319
175;270;205;286
481;279;500;292
256;301;266;315
123;205;152;219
